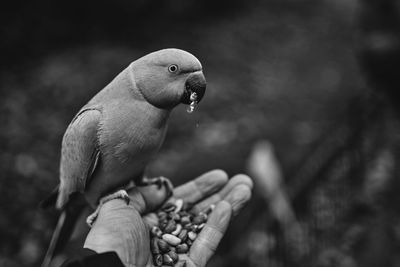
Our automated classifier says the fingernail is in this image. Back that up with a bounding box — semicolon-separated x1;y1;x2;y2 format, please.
230;174;254;190
204;169;229;181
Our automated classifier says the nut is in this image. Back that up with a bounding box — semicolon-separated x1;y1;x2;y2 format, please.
153;254;163;266
168;251;179;263
198;223;205;230
192;213;207;225
150;198;213;264
180;216;191;226
157;239;170;253
188;231;197;241
162;202;176;212
171;224;182;236
169;212;181;221
159;220;168;231
178;211;190;217
157;211;168;221
163;234;181;246
178;229;188;242
151;226;163;238
163;254;174;266
164;220;177;233
190;224;200;233
150;237;160;254
183;223;193;230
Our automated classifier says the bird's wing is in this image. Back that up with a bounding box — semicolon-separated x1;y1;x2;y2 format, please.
57;108;101;209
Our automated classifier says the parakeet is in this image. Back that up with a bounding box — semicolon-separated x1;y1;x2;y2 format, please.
41;48;206;266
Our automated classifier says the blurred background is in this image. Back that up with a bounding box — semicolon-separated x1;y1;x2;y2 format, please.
1;0;400;266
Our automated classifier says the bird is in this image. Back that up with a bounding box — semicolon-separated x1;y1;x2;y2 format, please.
41;48;206;267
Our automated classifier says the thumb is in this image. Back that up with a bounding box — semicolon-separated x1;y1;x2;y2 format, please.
84;198;150;267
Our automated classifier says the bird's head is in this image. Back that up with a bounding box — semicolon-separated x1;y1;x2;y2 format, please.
131;48;206;109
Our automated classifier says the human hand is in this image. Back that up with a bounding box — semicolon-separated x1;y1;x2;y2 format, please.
83;170;253;267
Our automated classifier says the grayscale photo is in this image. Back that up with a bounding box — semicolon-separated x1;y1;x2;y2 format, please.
1;0;400;266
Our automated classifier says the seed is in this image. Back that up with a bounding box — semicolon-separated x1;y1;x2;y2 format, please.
159;220;168;231
171;224;182;236
168;251;179;263
162;202;176;212
163;254;174;266
162;234;181;246
180;216;191;226
157;211;168;221
178;211;190;217
198;223;205;230
183;223;193;230
178;229;188;242
164;220;177;233
169;212;181;221
174;199;184;213
157;239;170;253
153;254;163;266
204;204;215;215
176;243;189;253
151;226;163;238
190;224;200;233
192;213;207;225
150;238;160;254
151;202;217;262
188;231;197;241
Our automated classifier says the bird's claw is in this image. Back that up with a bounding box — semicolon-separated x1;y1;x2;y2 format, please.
86;189;131;227
86;212;97;228
162;177;174;198
99;189;130;205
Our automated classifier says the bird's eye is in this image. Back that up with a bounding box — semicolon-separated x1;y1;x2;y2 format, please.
168;64;178;73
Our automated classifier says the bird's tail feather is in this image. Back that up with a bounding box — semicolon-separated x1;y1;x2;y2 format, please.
41;193;87;267
39;186;59;209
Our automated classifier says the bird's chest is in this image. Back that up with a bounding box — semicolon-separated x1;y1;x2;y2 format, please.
99;102;168;164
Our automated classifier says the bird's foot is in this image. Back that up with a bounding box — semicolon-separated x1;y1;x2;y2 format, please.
86;189;130;227
99;189;130;205
139;176;174;198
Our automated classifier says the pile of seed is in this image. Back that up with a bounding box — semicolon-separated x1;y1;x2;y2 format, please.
150;199;214;266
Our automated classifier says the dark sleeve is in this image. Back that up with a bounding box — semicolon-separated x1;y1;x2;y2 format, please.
60;248;125;267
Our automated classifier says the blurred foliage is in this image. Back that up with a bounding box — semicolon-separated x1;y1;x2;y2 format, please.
2;0;400;266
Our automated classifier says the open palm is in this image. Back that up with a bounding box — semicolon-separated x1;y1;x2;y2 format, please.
84;170;253;267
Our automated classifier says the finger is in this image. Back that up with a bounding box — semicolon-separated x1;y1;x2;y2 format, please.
191;174;253;214
224;184;252;216
174;260;186;267
173;169;228;206
189;201;232;267
85;199;151;266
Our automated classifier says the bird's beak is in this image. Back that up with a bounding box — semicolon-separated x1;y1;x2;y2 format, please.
181;71;206;104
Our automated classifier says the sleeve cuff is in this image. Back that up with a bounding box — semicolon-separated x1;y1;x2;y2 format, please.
60;248;124;267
